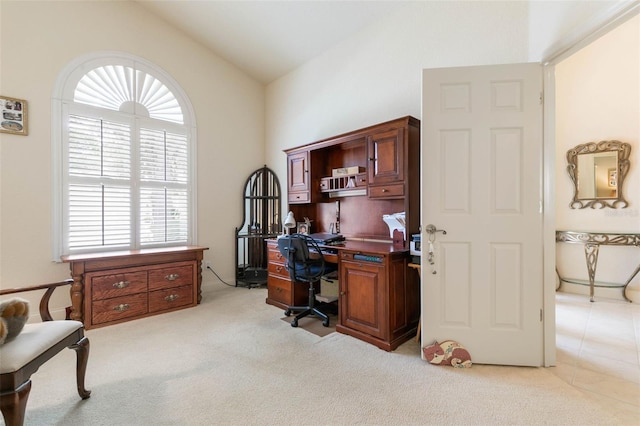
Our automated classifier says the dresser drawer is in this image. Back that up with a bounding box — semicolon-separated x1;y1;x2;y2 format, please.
267;260;289;278
267;274;293;305
148;264;193;291
91;292;148;325
90;271;147;301
149;285;194;313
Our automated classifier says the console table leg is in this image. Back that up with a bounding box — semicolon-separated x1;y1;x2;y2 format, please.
584;243;599;302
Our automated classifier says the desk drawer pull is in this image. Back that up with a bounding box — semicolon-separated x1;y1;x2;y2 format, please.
165;273;180;281
164;294;180;302
113;281;129;289
114;303;130;312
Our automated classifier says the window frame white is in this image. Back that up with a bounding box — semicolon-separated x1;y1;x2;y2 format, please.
52;52;198;260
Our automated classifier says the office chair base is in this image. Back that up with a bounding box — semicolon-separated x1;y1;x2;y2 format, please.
289;307;330;327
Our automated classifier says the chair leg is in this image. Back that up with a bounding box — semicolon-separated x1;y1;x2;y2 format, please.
0;380;31;426
70;336;91;399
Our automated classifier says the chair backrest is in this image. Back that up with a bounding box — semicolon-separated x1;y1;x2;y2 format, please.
277;233;325;283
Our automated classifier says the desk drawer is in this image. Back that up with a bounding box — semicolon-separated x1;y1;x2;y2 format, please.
368;183;404;198
268;247;285;262
267;275;293;306
268;261;289;278
91;271;147;301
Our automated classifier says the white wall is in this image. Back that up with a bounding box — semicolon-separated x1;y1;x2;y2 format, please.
555;14;640;301
264;0;635;301
0;1;264;314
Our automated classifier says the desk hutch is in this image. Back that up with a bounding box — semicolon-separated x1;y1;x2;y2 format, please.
267;116;421;351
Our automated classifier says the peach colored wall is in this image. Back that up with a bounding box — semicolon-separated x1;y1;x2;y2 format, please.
555;15;640;301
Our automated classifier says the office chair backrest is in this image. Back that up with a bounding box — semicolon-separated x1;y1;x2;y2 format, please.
277;233;325;283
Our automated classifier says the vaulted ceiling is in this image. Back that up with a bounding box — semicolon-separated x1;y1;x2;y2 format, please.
134;1;410;84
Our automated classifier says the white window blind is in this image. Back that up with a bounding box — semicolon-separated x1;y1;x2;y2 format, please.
54;56;195;257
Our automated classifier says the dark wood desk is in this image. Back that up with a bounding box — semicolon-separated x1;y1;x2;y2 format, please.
266;239;420;351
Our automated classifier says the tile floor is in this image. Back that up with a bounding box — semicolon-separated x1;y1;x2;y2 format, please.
553;292;640;424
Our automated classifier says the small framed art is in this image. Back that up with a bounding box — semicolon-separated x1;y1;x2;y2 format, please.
0;96;28;136
296;222;309;235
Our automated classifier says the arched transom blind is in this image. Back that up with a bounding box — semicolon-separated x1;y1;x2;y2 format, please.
74;65;184;124
61;60;192;255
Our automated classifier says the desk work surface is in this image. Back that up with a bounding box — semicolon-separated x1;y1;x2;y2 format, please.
315;239;408;255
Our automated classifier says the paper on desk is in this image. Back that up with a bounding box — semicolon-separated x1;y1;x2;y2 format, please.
382;212;406;239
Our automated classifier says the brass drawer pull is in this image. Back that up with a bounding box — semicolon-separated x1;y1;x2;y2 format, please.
165;273;179;281
113;281;129;289
276;266;283;273
164;294;179;302
114;303;130;312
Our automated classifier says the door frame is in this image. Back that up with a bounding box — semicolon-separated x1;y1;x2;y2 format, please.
540;0;639;366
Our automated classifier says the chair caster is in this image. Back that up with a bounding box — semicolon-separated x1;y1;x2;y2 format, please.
291;318;298;327
322;319;330;327
284;309;291;316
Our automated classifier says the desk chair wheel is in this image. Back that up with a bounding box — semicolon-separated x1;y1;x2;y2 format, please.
291;318;298;327
284;309;292;317
322;319;330;327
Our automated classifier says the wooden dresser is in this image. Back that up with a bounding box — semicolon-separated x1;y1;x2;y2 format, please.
61;246;208;329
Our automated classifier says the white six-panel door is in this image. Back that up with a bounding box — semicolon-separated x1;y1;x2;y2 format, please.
421;63;544;366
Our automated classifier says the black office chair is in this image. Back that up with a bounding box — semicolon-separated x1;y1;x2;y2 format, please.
277;233;337;327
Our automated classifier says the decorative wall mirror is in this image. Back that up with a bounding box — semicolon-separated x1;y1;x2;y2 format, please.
566;140;631;208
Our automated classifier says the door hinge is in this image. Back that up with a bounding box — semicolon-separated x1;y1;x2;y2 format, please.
540;308;543;321
539;92;544;104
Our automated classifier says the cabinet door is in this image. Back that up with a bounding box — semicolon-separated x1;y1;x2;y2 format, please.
367;127;405;185
287;151;310;203
339;258;387;339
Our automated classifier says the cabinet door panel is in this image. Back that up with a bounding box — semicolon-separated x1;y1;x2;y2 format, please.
287;150;314;204
340;260;386;338
368;128;404;185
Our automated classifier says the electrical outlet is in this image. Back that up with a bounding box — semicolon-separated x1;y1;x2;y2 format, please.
205;261;211;269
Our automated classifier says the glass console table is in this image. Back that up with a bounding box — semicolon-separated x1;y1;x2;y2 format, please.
556;231;640;302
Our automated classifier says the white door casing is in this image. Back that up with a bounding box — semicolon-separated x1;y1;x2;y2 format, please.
421;63;544;367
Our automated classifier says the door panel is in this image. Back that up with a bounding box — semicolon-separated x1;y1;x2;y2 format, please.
421;63;543;367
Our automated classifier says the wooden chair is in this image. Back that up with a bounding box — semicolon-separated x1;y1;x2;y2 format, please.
0;279;91;426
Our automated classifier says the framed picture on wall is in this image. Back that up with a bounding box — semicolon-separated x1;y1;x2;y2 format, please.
0;96;28;136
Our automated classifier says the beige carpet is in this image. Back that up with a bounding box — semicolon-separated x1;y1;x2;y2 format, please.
280;311;337;337
13;283;628;425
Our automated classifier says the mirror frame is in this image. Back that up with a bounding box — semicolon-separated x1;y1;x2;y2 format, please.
566;140;631;209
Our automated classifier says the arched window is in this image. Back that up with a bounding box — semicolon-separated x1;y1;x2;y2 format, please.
52;53;197;258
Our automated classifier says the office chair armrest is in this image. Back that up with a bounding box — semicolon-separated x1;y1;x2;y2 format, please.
0;279;74;321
